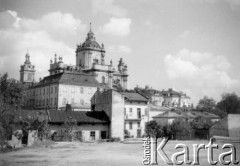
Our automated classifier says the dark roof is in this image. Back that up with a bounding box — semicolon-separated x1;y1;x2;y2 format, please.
48;110;110;124
34;72;109;88
120;92;148;102
13;109;47;122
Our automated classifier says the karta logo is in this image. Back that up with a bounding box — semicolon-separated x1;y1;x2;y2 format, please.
142;137;239;165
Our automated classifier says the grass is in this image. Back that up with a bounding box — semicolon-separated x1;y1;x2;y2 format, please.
0;140;239;166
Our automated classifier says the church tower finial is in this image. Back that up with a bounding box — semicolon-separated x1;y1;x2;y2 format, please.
90;22;92;32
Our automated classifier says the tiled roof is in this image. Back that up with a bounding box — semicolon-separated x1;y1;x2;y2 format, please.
153;109;219;119
34;72;109;88
120;92;148;102
48;110;110;124
150;105;171;111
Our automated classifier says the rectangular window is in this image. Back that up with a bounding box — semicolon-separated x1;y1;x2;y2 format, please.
129;122;133;130
71;98;74;105
137;122;140;128
51;87;53;94
145;108;148;116
55;86;57;93
71;87;75;93
137;108;141;119
124;108;126;115
50;98;53;105
80;87;84;94
129;108;133;116
43;89;45;95
80;99;84;105
62;98;66;105
63;86;67;92
90;131;95;140
88;88;92;94
54;98;57;105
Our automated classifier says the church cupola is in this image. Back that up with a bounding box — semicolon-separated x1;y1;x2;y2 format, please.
75;23;105;69
20;51;35;83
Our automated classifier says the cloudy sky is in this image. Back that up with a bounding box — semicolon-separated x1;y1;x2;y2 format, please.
0;0;240;105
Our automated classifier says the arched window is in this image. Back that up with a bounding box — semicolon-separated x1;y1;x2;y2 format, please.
102;76;105;83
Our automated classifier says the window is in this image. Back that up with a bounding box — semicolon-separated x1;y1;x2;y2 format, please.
63;86;67;92
93;59;98;64
71;98;74;105
80;99;84;105
145;108;148;116
90;131;95;140
88;88;92;94
129;108;133;116
137;122;140;128
43;89;45;95
137;108;141;119
62;98;67;105
124;108;126;115
80;87;84;94
43;99;45;106
50;98;53;105
71;87;75;93
129;122;133;130
40;89;41;95
51;87;53;93
102;76;105;83
54;98;57;105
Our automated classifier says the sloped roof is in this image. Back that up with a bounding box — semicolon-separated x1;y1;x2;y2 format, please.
150;105;171;112
34;72;109;88
153;108;219;119
120;92;148;102
48;110;110;124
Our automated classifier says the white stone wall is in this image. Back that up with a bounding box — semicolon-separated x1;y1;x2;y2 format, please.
76;51;101;68
58;84;97;110
124;103;148;138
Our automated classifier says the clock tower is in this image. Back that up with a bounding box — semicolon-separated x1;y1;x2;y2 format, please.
20;51;35;83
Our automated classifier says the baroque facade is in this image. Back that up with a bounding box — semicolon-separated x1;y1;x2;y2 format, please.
22;28;129;110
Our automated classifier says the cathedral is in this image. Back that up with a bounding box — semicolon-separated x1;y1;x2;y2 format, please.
21;26;129;110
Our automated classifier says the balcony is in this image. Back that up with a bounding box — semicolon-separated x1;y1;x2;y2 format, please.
124;114;141;121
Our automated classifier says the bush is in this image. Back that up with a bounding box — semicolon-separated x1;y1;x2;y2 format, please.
107;137;121;142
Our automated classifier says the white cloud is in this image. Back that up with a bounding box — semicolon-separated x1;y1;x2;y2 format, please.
99;17;131;36
0;10;87;80
164;49;240;103
91;0;127;17
108;45;132;54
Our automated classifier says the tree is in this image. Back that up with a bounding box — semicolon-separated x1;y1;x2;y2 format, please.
190;116;213;130
0;73;24;148
21;115;50;141
145;120;163;138
171;118;192;136
197;96;216;111
217;93;240;114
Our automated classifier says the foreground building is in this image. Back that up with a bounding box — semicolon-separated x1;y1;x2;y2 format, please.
22;27;129;110
91;89;149;140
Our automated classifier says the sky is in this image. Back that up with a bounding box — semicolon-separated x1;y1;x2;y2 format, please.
0;0;240;105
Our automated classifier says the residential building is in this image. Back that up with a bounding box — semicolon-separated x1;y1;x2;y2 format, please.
91;89;149;140
161;88;192;107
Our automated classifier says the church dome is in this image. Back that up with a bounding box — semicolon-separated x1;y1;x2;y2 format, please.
76;23;105;52
81;38;101;49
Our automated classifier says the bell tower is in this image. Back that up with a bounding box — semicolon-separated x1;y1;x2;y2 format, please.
20;51;35;83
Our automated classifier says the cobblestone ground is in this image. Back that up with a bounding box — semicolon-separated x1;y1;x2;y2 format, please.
0;141;239;166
